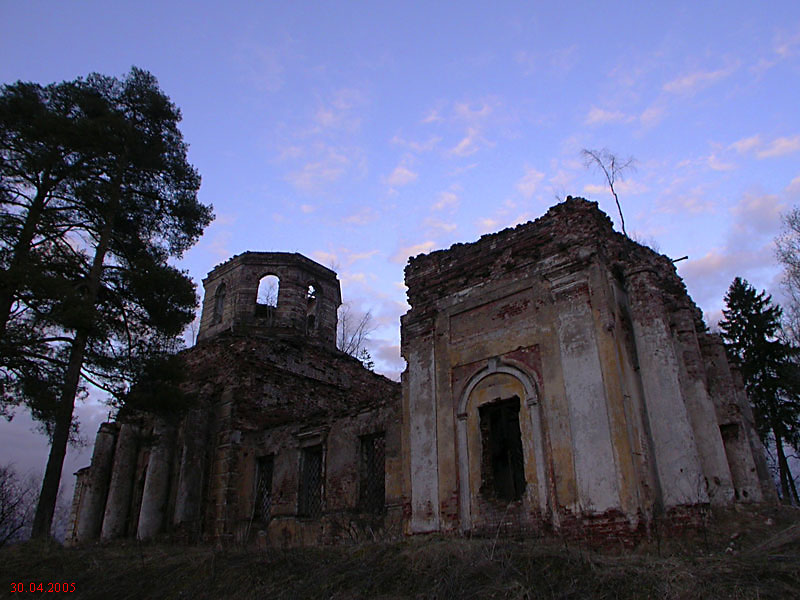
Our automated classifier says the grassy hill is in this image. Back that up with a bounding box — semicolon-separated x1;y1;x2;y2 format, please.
2;506;799;599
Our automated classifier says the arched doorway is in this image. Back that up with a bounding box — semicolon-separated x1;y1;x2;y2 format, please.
456;361;549;532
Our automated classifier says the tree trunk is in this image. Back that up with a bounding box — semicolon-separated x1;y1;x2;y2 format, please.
773;428;795;504
775;432;800;505
29;329;86;538
30;191;117;539
0;183;50;340
789;462;800;506
610;185;627;236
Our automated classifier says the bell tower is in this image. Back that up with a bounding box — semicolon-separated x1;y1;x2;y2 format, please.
197;252;341;348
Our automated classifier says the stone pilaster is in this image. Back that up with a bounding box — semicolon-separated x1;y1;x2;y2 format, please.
731;367;774;502
700;335;768;502
625;268;707;508
671;308;735;505
173;407;209;532
552;267;620;514
402;315;440;533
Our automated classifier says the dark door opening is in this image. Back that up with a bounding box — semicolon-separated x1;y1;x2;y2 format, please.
479;397;526;502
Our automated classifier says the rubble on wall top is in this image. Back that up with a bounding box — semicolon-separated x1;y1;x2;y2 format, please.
404;196;701;326
406;196;615;268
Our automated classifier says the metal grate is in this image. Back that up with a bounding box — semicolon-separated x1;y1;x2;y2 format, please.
359;433;386;514
255;455;274;522
299;445;323;518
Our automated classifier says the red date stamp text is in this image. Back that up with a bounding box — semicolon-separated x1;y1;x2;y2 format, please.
10;582;76;593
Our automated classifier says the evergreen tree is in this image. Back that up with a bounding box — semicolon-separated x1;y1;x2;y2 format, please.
0;69;214;537
0;79;102;423
719;277;800;503
357;347;375;371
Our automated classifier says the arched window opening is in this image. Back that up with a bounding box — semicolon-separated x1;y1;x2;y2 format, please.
257;274;279;307
306;283;319;334
213;283;226;324
479;397;525;502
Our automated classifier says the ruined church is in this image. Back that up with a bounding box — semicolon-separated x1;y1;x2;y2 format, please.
66;197;775;546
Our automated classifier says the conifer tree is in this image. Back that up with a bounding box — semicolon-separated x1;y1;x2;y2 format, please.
719;277;800;503
0;69;214;537
0;79;101;422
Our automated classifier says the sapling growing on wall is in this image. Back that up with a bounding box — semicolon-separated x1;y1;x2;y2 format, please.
581;148;636;236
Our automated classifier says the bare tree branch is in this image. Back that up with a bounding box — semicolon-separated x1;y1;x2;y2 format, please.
0;464;36;547
581;148;636;236
337;302;375;358
777;207;800;345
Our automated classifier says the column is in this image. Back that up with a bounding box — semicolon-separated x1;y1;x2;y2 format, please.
74;423;118;542
137;419;175;539
101;423;139;539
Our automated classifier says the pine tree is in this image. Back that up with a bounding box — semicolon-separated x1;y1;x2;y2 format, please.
0;79;102;424
0;69;214;537
357;347;375;371
719;277;800;503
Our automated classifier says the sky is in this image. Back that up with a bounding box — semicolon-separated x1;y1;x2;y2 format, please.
1;1;799;508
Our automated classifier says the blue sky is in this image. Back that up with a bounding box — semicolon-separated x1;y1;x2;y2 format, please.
2;1;799;500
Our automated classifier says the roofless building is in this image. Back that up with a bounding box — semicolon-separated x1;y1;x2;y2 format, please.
67;198;774;546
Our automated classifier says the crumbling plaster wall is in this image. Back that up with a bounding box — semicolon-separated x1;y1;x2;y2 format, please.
199;337;403;545
401;197;774;539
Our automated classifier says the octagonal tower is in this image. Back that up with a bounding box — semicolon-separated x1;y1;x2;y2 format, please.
197;252;341;347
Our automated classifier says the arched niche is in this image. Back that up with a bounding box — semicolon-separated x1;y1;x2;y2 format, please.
213;282;226;324
456;360;549;531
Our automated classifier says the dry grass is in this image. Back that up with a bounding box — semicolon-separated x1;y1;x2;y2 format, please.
2;506;798;600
